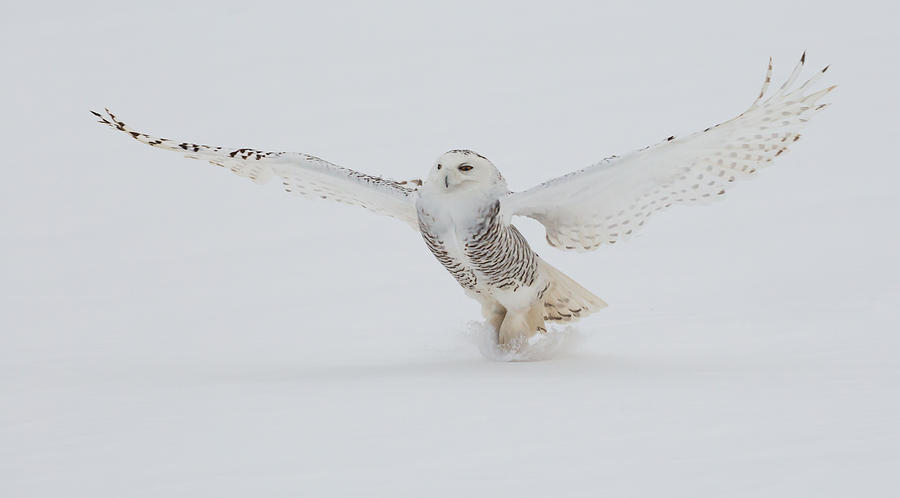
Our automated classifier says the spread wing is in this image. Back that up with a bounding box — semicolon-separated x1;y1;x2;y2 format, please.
93;109;421;229
504;54;835;251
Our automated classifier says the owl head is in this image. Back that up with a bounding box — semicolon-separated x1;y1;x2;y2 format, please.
425;149;506;194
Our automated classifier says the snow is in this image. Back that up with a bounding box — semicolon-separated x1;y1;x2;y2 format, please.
2;1;899;496
466;321;586;361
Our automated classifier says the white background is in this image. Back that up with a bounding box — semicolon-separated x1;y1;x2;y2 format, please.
2;1;899;496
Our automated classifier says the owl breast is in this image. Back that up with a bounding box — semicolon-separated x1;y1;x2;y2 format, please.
418;200;538;294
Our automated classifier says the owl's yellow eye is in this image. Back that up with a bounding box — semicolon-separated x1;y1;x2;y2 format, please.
458;165;474;172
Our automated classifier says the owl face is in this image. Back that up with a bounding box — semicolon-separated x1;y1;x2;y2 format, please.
427;149;505;194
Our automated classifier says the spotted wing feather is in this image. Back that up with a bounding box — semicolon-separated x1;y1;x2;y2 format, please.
93;109;421;228
505;54;835;251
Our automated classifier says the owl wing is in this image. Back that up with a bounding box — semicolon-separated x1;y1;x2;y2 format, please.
93;109;422;229
504;54;835;251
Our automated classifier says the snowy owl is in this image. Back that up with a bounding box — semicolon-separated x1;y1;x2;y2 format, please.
94;54;834;347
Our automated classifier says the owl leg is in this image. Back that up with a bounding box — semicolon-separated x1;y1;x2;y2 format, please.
498;303;546;347
480;300;506;334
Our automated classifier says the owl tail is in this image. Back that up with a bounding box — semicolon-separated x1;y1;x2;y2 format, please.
496;260;607;347
538;259;607;324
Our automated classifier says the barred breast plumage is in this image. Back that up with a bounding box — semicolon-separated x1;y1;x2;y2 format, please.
418;200;538;294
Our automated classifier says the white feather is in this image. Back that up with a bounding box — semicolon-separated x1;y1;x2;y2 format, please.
92;108;421;229
503;54;836;251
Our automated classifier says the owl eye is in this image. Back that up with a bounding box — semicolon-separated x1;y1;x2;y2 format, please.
437;164;442;170
458;165;474;172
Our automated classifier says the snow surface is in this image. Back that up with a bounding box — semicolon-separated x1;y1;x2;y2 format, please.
3;1;899;496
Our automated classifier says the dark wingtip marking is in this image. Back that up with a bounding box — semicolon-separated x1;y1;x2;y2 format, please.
666;135;675;141
801;51;806;64
822;65;830;73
